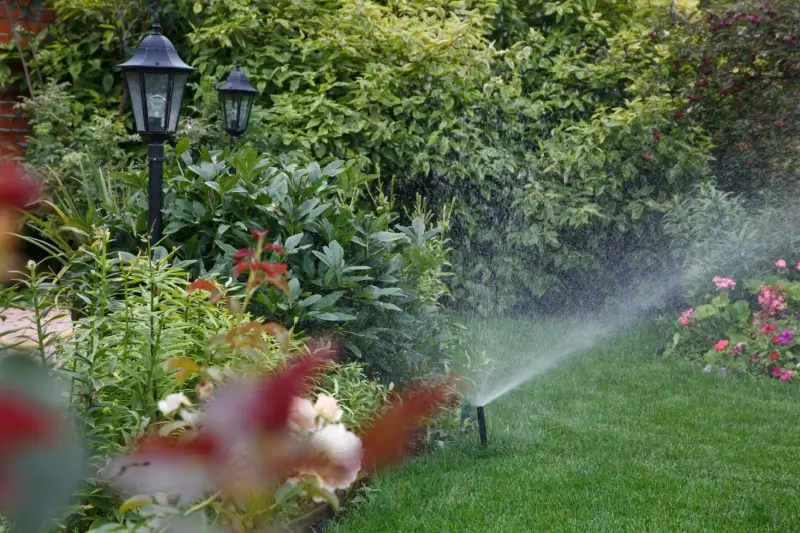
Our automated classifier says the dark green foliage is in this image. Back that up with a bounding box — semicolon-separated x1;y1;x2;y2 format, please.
668;0;800;195
36;145;465;384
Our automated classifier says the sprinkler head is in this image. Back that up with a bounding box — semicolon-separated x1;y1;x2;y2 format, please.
476;405;488;446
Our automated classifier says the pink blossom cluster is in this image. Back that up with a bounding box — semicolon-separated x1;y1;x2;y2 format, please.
757;284;786;321
712;276;736;290
775;258;800;271
771;367;793;381
678;308;695;327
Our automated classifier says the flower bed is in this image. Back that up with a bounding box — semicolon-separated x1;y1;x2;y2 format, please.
666;259;800;380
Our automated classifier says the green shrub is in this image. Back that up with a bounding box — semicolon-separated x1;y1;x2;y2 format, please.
667;0;800;194
5;0;718;311
33;146;467;385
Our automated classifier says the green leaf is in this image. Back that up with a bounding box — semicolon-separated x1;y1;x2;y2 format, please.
175;137;191;156
694;304;717;320
299;294;323;307
285;232;304;252
314;312;357;321
373;231;406;243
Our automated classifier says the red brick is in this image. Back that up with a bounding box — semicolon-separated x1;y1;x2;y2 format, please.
19;20;46;33
0;132;27;143
0;117;28;130
0;20;13;34
0;6;22;19
39;9;56;23
0;143;24;158
0;102;20;115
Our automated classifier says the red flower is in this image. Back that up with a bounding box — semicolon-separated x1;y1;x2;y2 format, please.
251;229;269;241
700;65;713;76
695;80;709;88
770;351;780;361
772;366;782;377
719;88;729;95
249;348;335;433
747;14;761;25
233;248;255;265
688;95;701;102
642;152;651;160
0;392;55;455
0;162;41;209
648;31;658;40
233;260;288;278
135;432;222;463
360;382;451;471
673;111;684;119
651;130;661;142
266;243;285;254
761;323;776;335
673;60;682;70
187;279;217;293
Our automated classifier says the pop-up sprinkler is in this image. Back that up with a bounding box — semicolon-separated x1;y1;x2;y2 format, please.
476;405;487;446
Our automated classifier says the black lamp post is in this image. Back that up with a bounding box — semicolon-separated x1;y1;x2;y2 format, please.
118;14;194;246
218;60;257;150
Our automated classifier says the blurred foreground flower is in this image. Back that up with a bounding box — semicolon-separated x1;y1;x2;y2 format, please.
104;346;452;529
0;354;84;532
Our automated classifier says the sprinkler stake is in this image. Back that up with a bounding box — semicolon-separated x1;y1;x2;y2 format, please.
476;405;487;446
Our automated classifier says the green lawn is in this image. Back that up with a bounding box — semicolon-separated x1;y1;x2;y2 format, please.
330;320;800;532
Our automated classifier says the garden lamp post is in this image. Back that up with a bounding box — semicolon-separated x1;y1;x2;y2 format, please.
218;60;257;150
118;13;194;246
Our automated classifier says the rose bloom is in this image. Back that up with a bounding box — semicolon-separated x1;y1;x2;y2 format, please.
314;394;343;423
776;259;787;269
713;340;729;353
298;423;362;492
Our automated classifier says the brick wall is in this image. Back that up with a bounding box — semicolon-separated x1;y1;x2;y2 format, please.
0;1;55;158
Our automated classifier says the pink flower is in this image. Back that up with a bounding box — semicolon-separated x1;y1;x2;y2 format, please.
712;276;736;290
772;367;783;377
289;398;317;432
796;262;800;272
757;285;787;321
678;308;695;327
780;370;793;381
211;155;218;165
714;340;729;352
776;259;787;269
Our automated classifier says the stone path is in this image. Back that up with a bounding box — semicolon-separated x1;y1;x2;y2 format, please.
0;307;74;357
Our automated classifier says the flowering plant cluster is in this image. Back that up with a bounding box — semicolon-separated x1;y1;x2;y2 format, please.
0;212;454;531
668;259;800;382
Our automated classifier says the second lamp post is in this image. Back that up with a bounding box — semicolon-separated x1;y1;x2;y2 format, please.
218;60;257;149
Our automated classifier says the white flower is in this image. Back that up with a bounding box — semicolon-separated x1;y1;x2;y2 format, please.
179;409;202;424
289;397;317;432
300;423;362;492
314;394;343;423
211;155;218;165
158;393;191;415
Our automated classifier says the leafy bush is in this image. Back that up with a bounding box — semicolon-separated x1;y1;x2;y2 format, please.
34;146;466;385
5;0;718;311
665;266;800;381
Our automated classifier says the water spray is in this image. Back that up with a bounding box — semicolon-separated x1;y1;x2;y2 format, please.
476;405;488;446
